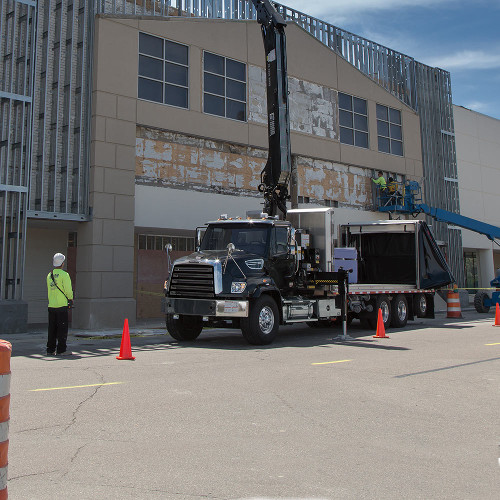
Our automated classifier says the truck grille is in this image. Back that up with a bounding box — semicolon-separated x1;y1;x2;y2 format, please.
169;264;215;298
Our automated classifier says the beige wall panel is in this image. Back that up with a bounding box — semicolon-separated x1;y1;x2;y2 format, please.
113;246;135;272
93;90;117;118
91;192;115;219
77;245;113;273
340;144;405;175
75;271;103;300
458;160;483;192
479;137;500;167
103;168;135;196
115;195;135;221
24;228;68;323
95;18;138;98
401;111;422;160
284;24;338;86
101;272;134;298
138;18;249;63
456;131;480;164
190;46;202;113
91;141;116;170
137;100;249;145
290;132;341;161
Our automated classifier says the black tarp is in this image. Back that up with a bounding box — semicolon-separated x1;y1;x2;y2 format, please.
348;221;453;288
418;222;454;289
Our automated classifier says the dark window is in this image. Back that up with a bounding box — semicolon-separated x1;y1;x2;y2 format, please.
138;32;188;109
338;92;368;149
204;51;246;122
272;227;289;254
376;104;403;156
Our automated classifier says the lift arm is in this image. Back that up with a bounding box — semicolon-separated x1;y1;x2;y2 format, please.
417;204;500;243
251;0;292;218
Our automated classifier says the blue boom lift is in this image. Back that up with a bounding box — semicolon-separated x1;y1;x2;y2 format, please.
376;180;500;313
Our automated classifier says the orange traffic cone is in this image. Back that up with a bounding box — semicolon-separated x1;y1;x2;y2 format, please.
446;289;463;318
373;308;389;338
116;318;135;360
493;303;500;327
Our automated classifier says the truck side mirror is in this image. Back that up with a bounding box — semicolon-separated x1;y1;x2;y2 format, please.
195;227;205;251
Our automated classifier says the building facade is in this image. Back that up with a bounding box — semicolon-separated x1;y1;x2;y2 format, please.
1;0;474;331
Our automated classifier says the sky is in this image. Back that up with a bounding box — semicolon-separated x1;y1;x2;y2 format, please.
281;0;500;120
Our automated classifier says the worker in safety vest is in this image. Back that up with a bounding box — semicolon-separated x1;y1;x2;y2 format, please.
46;253;74;356
372;170;386;190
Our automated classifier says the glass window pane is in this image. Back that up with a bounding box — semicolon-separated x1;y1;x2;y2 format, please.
226;79;246;101
354;114;368;131
204;73;224;96
138;234;146;249
155;236;163;250
227;99;246;121
171;237;179;251
377;120;389;137
391;140;403;156
178;238;187;251
165;84;188;108
204;52;224;75
147;235;154;249
378;136;390;153
165;40;188;65
390;123;402;140
376;104;388;120
139;33;163;58
340;126;354;145
165;62;188;86
204;93;225;116
338;92;352;111
139;55;163;80
389;107;401;124
187;239;194;251
226;59;245;81
339;109;353;128
354;131;368;148
138;78;163;103
353;97;367;115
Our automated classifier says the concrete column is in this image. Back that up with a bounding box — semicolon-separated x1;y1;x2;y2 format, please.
478;247;495;291
73;18;138;329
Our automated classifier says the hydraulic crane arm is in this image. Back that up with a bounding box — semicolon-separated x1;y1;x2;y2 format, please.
251;0;292;218
417;204;500;243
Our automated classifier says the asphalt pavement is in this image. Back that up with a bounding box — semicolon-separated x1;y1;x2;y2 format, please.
3;310;500;499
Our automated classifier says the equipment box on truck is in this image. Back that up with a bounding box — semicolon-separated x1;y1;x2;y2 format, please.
339;220;454;329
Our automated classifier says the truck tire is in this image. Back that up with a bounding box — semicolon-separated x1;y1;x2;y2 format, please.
166;314;203;341
241;295;279;345
415;293;428;318
391;294;408;328
474;291;490;313
368;295;392;330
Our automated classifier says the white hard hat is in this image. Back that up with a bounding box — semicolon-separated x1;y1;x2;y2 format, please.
53;253;65;267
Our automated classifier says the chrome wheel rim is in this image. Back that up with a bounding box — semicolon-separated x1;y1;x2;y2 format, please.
419;295;427;313
381;301;390;323
259;306;274;334
397;301;407;321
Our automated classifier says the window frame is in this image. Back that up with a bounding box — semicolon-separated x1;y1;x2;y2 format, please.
202;50;247;122
338;92;369;149
376;103;404;156
138;32;190;110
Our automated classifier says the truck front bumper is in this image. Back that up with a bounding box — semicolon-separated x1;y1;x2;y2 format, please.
165;297;249;318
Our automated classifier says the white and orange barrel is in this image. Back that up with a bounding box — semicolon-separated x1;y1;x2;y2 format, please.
446;290;463;318
0;340;11;500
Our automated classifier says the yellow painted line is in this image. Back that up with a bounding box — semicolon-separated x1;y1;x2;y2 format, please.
30;382;124;392
485;342;500;346
312;359;352;365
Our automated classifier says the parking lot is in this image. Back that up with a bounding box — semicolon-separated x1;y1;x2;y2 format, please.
5;311;500;499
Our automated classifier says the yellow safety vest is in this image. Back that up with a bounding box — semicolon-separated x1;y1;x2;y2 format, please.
47;269;73;308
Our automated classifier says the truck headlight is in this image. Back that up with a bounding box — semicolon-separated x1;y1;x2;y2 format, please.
231;282;247;293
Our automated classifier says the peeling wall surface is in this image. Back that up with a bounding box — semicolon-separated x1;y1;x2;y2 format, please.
248;65;339;139
136;127;267;198
136;127;372;212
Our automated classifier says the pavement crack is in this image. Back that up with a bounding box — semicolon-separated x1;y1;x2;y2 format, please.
9;470;60;481
64;370;105;432
13;424;64;434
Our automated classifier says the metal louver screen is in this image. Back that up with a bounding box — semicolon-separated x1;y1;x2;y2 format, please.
169;264;215;298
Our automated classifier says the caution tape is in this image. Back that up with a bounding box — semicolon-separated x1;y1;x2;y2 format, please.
135;289;165;297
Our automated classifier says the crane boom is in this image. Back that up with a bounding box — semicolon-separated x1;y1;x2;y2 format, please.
251;0;292;218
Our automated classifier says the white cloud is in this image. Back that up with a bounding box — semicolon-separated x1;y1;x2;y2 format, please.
463;101;489;112
426;50;500;70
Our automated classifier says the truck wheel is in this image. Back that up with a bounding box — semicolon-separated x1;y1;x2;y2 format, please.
370;295;391;329
391;295;408;328
415;293;428;318
241;295;279;345
474;291;490;313
166;314;203;341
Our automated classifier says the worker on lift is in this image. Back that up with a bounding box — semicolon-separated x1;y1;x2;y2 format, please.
372;170;386;190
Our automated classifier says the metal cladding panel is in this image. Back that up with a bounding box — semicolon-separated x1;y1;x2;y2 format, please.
287;208;334;271
0;0;37;300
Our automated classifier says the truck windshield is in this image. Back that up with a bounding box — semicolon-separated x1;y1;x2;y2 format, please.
200;224;270;256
